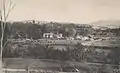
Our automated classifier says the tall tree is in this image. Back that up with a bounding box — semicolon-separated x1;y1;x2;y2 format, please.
0;0;15;72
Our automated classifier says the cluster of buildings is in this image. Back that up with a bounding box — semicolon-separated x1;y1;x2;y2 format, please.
42;32;94;41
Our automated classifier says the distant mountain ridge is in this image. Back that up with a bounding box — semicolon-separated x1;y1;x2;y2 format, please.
91;20;120;29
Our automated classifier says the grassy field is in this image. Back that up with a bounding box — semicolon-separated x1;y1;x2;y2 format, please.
10;38;120;47
82;39;120;47
3;58;91;72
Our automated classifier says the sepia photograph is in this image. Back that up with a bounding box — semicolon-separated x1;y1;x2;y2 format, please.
0;0;120;73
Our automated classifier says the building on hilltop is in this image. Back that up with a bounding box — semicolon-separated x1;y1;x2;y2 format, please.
43;33;54;38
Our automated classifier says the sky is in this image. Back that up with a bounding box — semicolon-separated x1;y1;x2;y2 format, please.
0;0;120;24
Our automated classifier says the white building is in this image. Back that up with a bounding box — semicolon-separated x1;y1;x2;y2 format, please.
43;33;63;39
76;35;82;39
66;37;75;40
56;33;63;39
81;37;89;41
43;33;54;38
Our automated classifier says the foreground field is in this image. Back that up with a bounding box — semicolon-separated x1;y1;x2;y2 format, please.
2;58;91;72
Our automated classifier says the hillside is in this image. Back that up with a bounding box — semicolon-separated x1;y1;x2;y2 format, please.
91;20;120;29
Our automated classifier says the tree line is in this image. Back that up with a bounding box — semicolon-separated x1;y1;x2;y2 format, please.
0;21;93;39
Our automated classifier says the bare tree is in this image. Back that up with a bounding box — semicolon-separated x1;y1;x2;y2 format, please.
0;0;15;72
